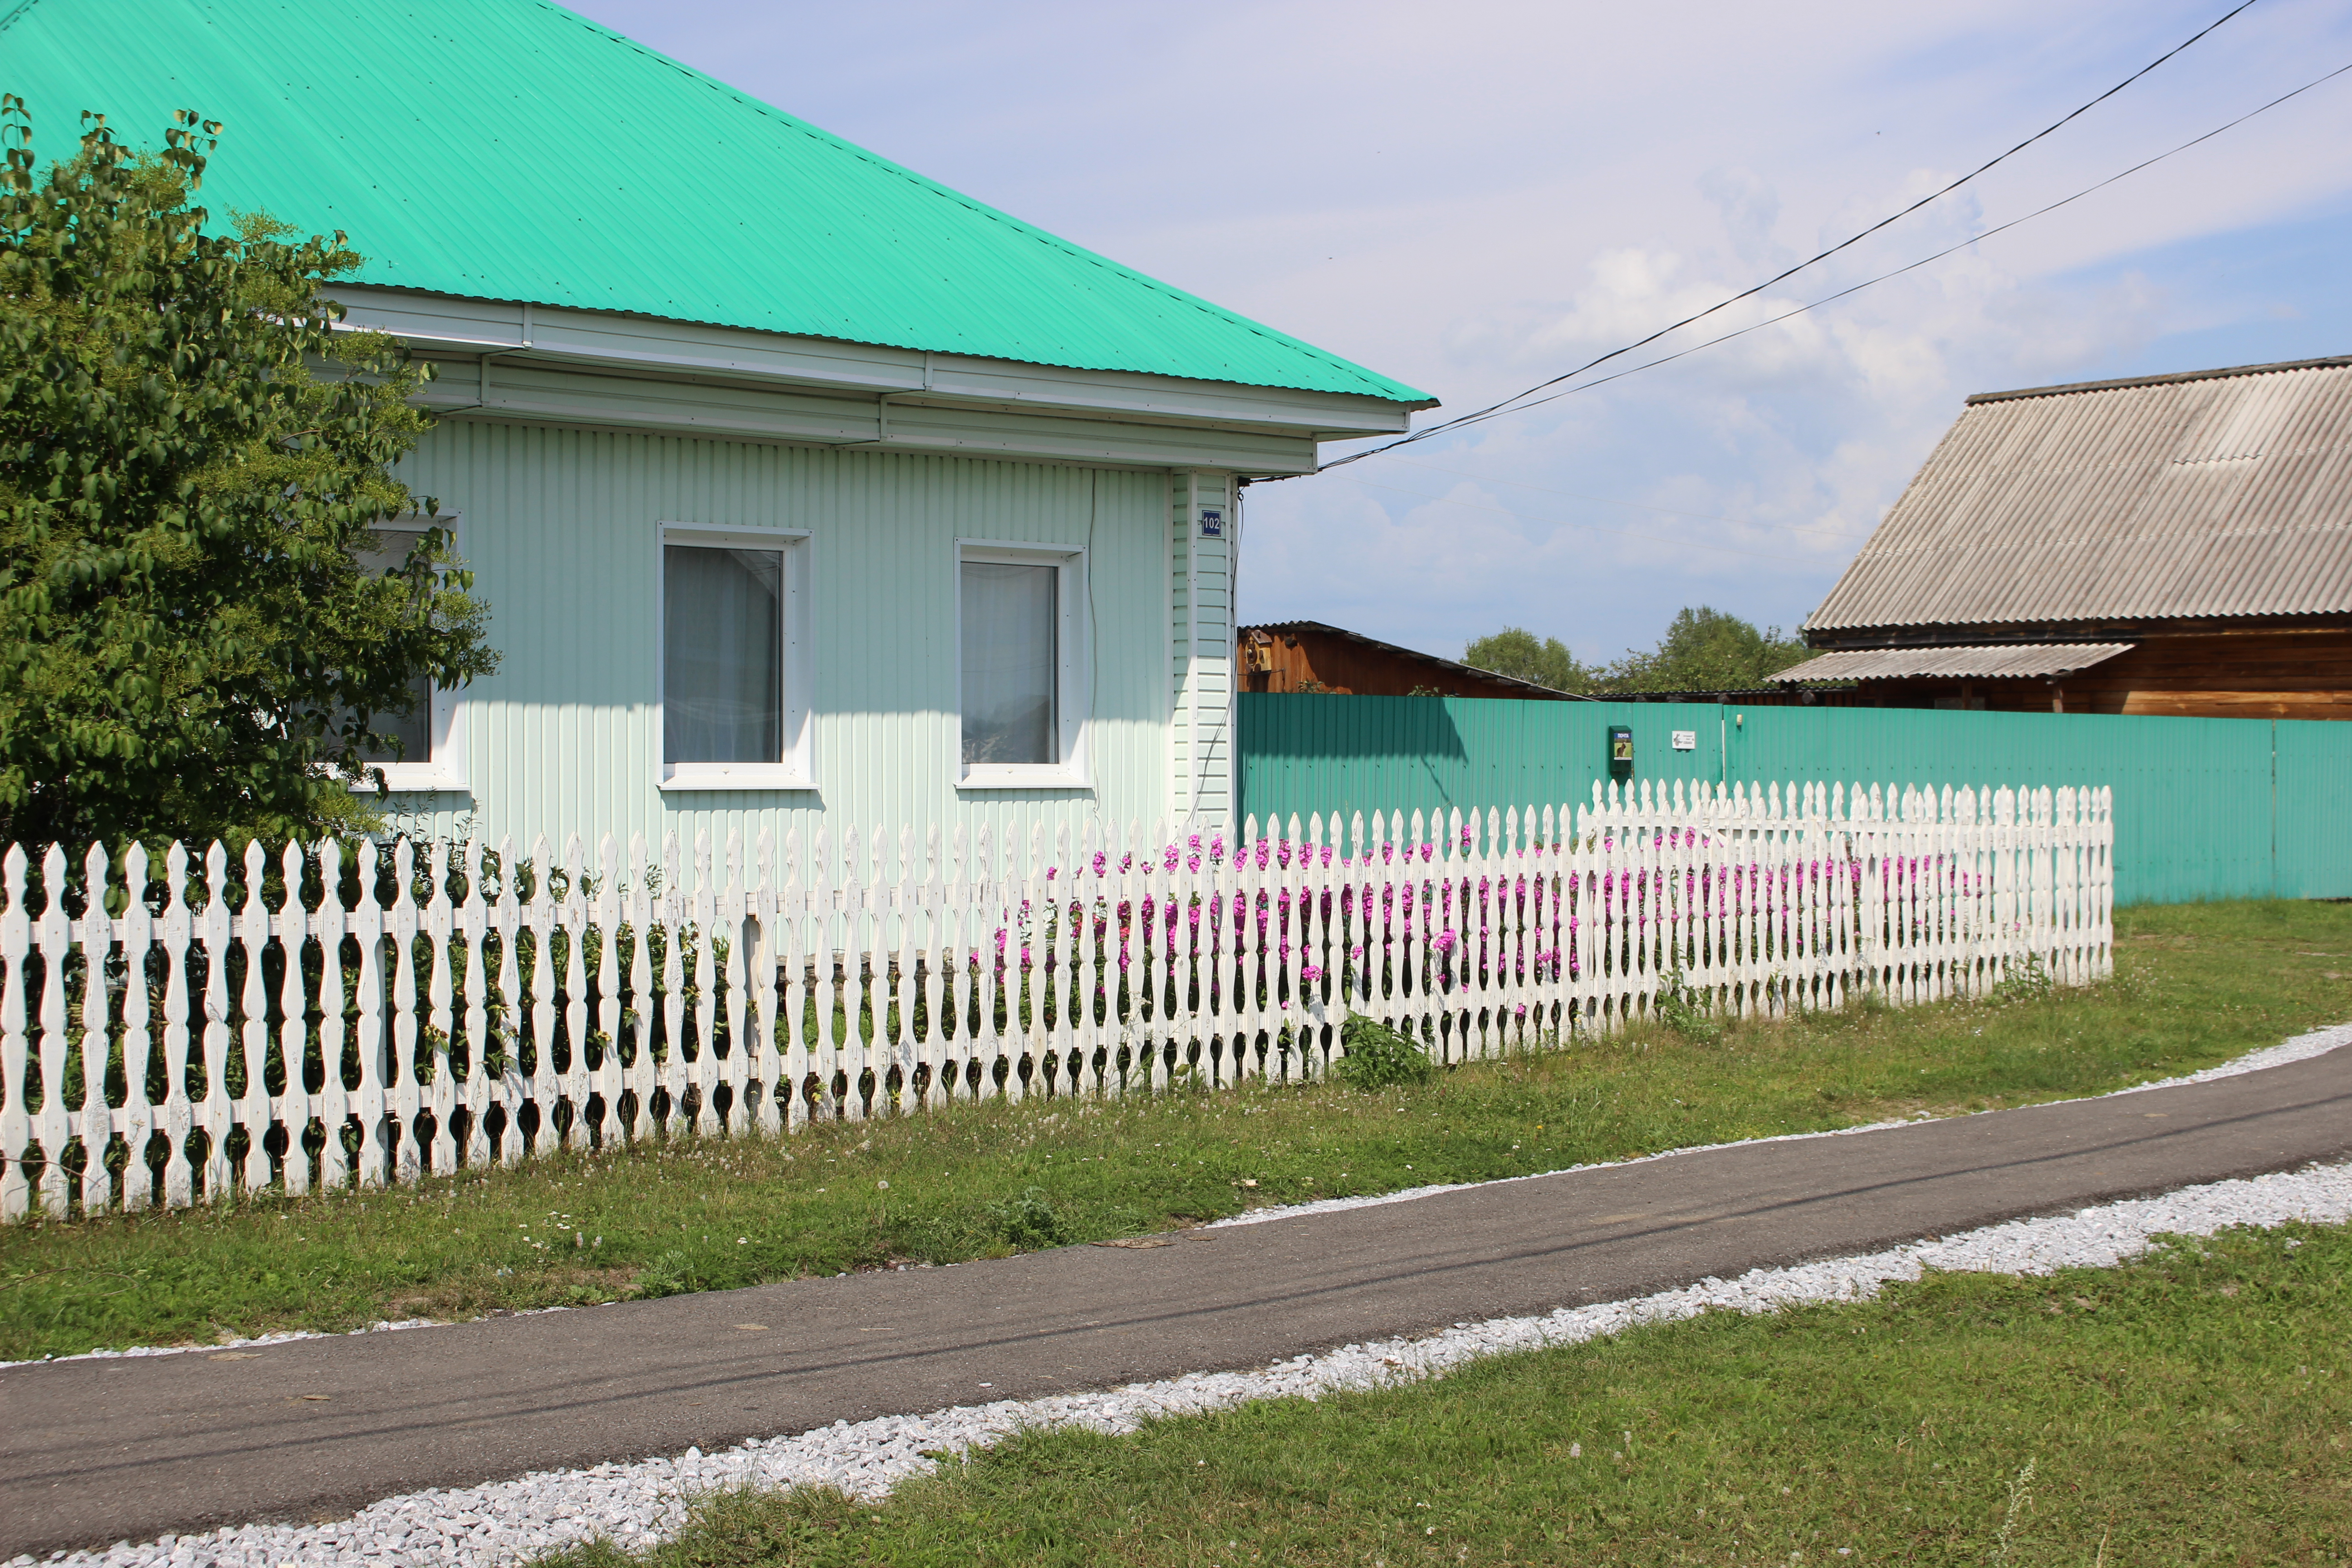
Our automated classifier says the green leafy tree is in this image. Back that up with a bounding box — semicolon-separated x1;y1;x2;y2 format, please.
1462;626;1593;693
0;102;497;848
1465;607;1811;696
1602;605;1811;691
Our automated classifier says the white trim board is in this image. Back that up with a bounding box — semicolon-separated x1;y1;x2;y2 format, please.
350;512;470;796
331;284;1426;440
654;522;817;794
955;538;1091;792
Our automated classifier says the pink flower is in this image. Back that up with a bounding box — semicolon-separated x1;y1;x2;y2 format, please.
1299;964;1323;984
1434;929;1458;955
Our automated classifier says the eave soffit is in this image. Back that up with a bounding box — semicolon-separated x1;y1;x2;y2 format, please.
327;286;1425;443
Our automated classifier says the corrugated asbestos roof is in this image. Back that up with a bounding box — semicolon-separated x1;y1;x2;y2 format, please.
1767;644;2135;684
1805;356;2352;631
1;0;1432;404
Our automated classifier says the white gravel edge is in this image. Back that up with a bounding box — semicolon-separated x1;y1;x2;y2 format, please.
24;1158;2352;1568
12;1018;2347;1376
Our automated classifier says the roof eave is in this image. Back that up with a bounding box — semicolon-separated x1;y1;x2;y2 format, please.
330;285;1431;440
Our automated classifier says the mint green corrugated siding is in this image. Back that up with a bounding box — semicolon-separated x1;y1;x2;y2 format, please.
5;0;1429;404
390;423;1175;859
1237;695;2352;905
2275;720;2352;900
1722;706;2279;903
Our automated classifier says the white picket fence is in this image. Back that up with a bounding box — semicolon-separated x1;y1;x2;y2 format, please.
0;778;2110;1220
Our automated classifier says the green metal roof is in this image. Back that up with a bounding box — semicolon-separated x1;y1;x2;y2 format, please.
1;0;1434;406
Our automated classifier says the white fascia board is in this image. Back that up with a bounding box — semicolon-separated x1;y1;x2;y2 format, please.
914;358;1423;436
417;357;1318;474
328;285;1424;440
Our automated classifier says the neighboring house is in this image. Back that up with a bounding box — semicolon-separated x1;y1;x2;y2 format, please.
1238;622;1860;705
12;0;1433;848
1773;356;2352;718
1239;622;1578;700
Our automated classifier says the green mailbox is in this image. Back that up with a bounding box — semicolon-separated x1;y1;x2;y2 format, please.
1607;723;1634;781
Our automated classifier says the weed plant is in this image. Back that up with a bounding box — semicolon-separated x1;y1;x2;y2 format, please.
1334;1013;1437;1090
2;899;2347;1361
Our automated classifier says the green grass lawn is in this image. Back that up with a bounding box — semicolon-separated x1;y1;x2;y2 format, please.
536;1219;2352;1567
3;899;2347;1362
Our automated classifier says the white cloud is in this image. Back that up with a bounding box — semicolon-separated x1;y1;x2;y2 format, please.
574;0;2352;658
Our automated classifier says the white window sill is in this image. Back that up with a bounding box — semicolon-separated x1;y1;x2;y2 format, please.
958;765;1092;791
350;769;470;794
659;765;818;792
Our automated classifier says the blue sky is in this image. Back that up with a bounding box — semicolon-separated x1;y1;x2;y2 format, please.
573;0;2352;665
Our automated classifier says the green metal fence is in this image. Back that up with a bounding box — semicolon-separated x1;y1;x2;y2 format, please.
1237;694;2352;906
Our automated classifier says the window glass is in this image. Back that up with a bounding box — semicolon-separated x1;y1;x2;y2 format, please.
665;544;784;764
356;528;432;764
961;560;1057;765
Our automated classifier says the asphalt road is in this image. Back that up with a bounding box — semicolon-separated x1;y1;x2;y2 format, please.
6;1043;2349;1557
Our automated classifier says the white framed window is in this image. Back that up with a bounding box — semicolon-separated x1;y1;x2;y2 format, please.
351;513;468;793
957;539;1088;789
657;522;813;791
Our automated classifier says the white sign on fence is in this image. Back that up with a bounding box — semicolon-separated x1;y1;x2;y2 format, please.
0;778;2111;1220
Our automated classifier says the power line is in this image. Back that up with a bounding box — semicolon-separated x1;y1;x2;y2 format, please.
1417;53;2352;436
1276;0;2264;479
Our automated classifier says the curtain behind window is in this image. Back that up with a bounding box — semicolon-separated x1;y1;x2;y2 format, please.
666;544;783;764
961;561;1056;765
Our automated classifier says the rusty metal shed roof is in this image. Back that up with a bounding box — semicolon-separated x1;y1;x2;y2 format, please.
1767;643;2134;684
1245;622;1589;700
1805;355;2352;632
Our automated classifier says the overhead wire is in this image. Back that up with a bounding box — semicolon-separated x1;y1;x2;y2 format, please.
1264;0;2267;480
1262;52;2352;578
1399;52;2352;439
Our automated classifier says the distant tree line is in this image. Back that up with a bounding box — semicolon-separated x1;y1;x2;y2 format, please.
1463;607;1811;694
